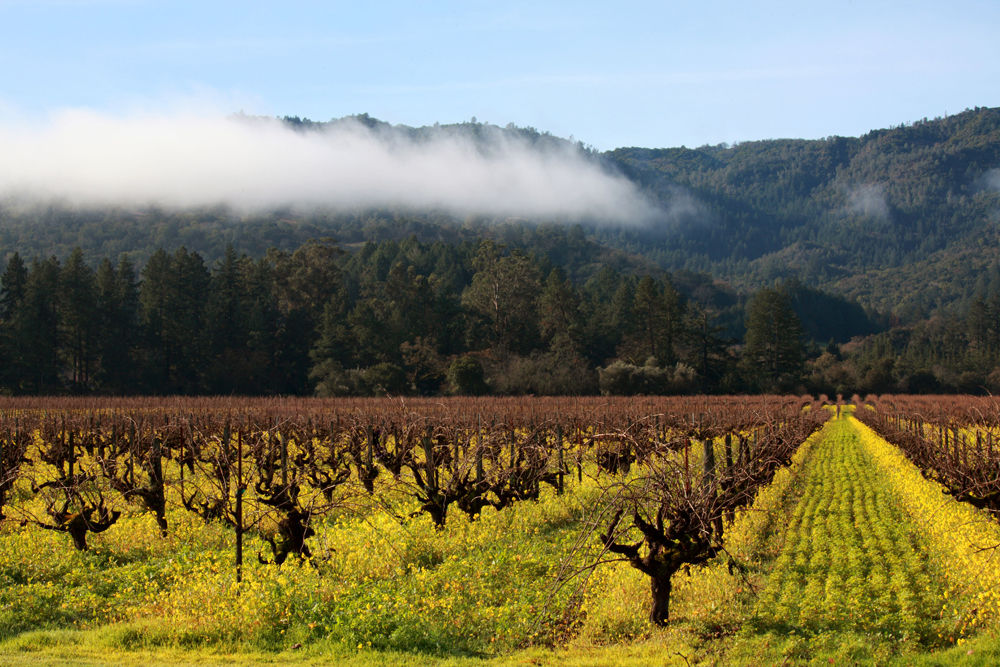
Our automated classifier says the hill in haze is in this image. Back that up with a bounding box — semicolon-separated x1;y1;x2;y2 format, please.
2;107;1000;324
604;106;1000;319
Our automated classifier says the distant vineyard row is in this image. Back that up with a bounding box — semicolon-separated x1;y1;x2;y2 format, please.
856;395;1000;517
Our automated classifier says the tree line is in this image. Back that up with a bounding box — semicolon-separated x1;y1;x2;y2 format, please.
815;275;1000;396
608;106;1000;319
0;237;815;397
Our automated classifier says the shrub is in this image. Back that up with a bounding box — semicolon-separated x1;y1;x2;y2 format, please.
447;356;488;395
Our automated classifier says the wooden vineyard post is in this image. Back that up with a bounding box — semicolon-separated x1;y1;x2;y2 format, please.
556;425;564;495
723;433;735;524
280;429;288;490
703;436;722;539
150;433;167;536
101;420;110;462
179;423;185;507
235;427;244;586
686;414;694;496
950;428;958;467
508;429;517;470
66;423;74;487
684;437;691;496
474;416;484;485
476;414;483;483
366;424;375;473
961;430;968;470
422;427;436;491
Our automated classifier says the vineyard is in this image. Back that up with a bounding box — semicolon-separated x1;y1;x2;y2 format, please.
3;396;1000;665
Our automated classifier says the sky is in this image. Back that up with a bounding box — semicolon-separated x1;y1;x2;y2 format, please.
1;0;998;151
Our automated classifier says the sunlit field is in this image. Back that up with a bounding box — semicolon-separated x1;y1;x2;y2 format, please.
3;396;1000;665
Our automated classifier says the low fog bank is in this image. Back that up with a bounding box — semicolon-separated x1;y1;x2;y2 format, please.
0;110;659;224
985;168;1000;191
844;183;891;220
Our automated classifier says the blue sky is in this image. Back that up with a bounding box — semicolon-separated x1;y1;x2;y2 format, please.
1;0;998;150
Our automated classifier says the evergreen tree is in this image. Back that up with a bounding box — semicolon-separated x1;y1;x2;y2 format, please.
138;249;172;391
619;276;681;365
743;287;804;391
679;303;730;391
59;249;98;391
0;253;27;321
204;245;254;393
309;295;356;396
0;253;29;391
269;241;347;393
539;268;584;353
94;257;140;393
461;241;542;357
16;258;63;393
579;266;625;365
139;247;209;393
242;258;285;394
167;248;210;393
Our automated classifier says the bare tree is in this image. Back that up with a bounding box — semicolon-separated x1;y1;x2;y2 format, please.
593;407;825;625
25;425;121;551
0;421;30;522
99;417;168;536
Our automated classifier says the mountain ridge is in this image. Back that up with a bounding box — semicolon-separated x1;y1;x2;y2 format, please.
602;106;1000;317
2;107;999;323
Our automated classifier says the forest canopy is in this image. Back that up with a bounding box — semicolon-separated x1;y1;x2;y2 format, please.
0;236;882;397
3;108;1000;396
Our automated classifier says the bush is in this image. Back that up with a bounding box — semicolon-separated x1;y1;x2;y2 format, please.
598;360;699;395
312;362;409;396
487;352;597;395
447;356;488;395
361;363;408;396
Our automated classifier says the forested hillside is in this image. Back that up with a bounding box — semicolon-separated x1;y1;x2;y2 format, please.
2;109;1000;395
607;106;1000;318
3;108;999;319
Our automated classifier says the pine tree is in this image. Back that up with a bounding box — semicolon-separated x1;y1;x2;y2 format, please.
0;253;29;391
538;267;584;353
17;258;63;393
618;276;681;366
743;287;804;391
0;253;27;321
95;257;140;392
59;249;98;390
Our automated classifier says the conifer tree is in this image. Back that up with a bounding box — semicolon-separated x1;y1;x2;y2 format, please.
743;287;804;391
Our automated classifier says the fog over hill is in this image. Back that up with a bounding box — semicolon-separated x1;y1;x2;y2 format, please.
2;107;1000;320
0;110;657;223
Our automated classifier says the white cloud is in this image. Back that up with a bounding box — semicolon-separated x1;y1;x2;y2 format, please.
984;168;1000;191
844;183;890;220
0;109;658;224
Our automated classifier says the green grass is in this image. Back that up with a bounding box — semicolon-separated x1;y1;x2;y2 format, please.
750;418;949;648
0;491;595;657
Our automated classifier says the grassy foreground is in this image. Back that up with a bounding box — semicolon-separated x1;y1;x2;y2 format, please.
6;413;1000;665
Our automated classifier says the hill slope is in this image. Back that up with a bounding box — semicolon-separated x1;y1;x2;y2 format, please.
605;106;1000;316
2;109;1000;320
